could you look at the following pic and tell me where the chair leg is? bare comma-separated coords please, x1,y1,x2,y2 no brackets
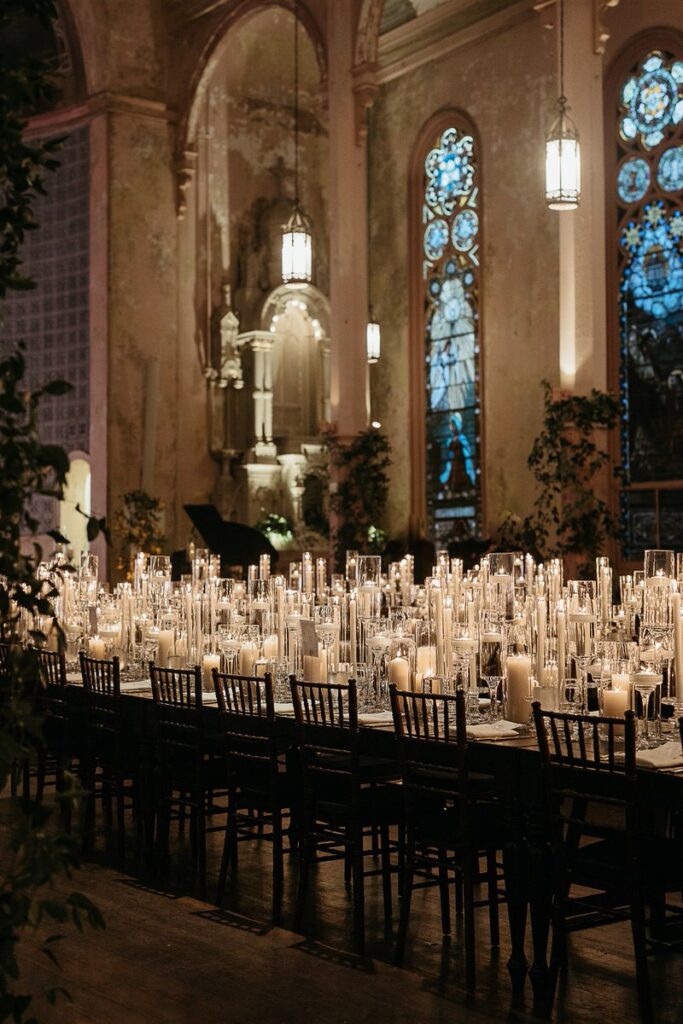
196,793,207,900
631,888,654,1024
351,824,365,955
295,817,315,932
463,846,477,993
486,848,500,947
273,809,284,924
116,774,126,869
438,844,451,935
395,828,415,964
380,823,392,922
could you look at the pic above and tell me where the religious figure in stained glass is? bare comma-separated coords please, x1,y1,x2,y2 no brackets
615,48,683,557
422,123,481,543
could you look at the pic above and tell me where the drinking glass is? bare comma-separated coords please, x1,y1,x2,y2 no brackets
567,580,596,698
633,671,662,749
480,623,505,719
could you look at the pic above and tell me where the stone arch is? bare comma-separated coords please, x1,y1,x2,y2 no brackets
179,0,327,161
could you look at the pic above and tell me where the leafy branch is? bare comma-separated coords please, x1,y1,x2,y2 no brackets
325,427,392,571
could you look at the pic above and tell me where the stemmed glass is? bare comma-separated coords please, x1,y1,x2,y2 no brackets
633,671,662,750
480,620,505,719
567,580,597,705
640,625,674,733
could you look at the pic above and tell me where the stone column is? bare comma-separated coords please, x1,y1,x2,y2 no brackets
327,2,370,439
557,0,607,393
320,336,332,424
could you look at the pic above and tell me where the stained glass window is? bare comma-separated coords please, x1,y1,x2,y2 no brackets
422,124,481,543
615,49,683,558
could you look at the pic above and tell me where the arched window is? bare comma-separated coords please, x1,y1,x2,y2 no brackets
607,41,683,559
412,115,482,544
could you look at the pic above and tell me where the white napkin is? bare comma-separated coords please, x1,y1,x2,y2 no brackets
273,702,295,714
635,741,683,769
467,720,522,740
119,679,150,692
358,711,394,726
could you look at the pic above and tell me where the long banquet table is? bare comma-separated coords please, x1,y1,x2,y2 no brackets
61,680,683,1017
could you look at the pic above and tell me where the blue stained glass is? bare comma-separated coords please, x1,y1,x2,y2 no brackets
424,128,475,215
617,158,650,203
616,48,683,558
424,218,449,261
619,51,682,148
621,116,637,140
422,122,481,544
452,209,478,251
657,146,683,191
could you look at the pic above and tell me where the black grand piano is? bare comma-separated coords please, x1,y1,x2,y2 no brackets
171,504,278,579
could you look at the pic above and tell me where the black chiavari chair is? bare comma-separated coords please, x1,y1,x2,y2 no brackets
290,677,402,954
532,702,683,1024
213,670,296,922
389,685,503,991
150,663,226,899
79,652,140,866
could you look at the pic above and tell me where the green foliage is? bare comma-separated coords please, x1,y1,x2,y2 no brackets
0,0,61,299
255,512,294,542
0,351,106,1022
326,427,392,571
499,381,622,572
112,490,166,562
0,4,106,1017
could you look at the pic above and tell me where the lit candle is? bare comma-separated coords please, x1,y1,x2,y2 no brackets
507,655,531,724
602,687,629,735
388,656,410,689
536,597,546,684
416,645,436,675
157,629,174,669
240,641,257,676
673,592,683,700
202,653,220,691
89,635,105,660
557,605,566,681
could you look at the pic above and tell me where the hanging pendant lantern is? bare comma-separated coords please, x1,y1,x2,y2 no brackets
545,0,581,211
546,97,581,210
366,312,380,363
282,203,313,286
281,0,313,285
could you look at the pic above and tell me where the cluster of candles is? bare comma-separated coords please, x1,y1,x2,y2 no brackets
28,546,683,743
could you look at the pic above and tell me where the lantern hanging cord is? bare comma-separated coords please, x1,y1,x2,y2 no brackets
559,0,565,107
294,0,299,206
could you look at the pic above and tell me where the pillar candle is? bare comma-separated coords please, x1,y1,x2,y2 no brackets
157,629,174,669
388,656,410,689
507,655,531,724
202,653,220,691
89,635,105,660
602,687,629,735
276,581,285,659
240,641,257,676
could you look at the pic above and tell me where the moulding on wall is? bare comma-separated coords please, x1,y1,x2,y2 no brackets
25,91,176,139
533,0,622,54
376,0,535,84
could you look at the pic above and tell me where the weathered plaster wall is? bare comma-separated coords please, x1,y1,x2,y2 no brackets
369,10,558,541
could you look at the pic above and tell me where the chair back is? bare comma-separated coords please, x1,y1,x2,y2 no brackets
149,664,203,769
214,671,279,787
532,702,637,844
79,652,122,760
390,685,468,802
290,678,359,784
34,648,69,741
